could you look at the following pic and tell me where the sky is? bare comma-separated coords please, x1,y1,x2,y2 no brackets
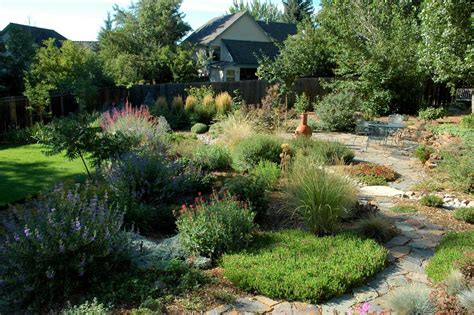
0,0,320,41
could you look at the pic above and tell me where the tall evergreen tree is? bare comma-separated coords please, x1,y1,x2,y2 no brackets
282,0,314,23
228,0,282,22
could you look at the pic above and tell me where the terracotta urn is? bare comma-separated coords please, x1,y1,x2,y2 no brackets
295,113,312,137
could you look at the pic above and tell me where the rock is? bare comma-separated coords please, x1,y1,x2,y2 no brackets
319,294,355,315
207,304,232,315
360,186,405,198
386,275,409,287
234,298,272,313
389,246,411,259
406,272,430,284
386,235,411,247
399,258,425,274
271,302,294,314
367,279,390,296
188,256,212,269
395,222,416,233
254,296,279,307
353,285,379,302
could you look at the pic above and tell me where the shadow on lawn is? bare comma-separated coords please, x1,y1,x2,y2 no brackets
0,160,88,207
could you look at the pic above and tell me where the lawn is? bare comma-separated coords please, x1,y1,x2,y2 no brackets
0,144,88,207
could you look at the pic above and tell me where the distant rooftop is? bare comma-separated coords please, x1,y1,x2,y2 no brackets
0,23,67,45
222,39,279,65
185,12,296,46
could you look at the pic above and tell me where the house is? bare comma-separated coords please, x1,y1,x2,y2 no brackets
0,23,67,47
185,12,297,82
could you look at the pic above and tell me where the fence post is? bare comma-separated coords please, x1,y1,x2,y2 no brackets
9,96,17,128
60,95,65,116
471,90,473,114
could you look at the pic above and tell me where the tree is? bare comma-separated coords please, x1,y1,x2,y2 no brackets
419,0,473,92
98,0,195,87
282,0,314,23
228,0,282,22
24,39,107,119
0,28,37,96
317,0,424,115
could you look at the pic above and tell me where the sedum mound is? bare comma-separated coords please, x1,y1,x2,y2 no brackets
221,230,387,303
426,230,474,282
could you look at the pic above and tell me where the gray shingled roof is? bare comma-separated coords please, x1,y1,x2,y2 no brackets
222,39,279,65
257,21,297,42
0,23,67,45
185,12,247,45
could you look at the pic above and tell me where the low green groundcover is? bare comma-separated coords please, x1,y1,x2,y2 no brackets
221,230,387,302
426,230,474,283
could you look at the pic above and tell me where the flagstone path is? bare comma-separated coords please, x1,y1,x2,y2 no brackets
206,133,445,315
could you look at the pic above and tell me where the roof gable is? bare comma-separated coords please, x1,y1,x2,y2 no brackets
222,39,279,65
0,23,67,45
257,21,297,42
185,12,247,45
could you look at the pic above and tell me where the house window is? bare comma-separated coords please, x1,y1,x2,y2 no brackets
226,69,236,82
211,47,221,61
240,68,258,80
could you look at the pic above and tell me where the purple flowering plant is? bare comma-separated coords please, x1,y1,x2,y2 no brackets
1,182,130,309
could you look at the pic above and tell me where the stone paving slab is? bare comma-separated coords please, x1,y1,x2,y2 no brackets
385,235,411,247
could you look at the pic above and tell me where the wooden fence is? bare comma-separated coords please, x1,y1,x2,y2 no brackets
0,88,128,134
129,77,331,106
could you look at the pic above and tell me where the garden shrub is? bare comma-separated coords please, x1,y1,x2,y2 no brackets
0,123,45,144
386,285,436,314
290,136,354,165
248,160,281,191
414,145,434,163
215,92,233,114
458,289,474,311
221,175,268,222
315,90,360,132
102,102,170,147
355,215,398,243
426,230,474,282
347,163,399,185
438,150,474,194
89,259,206,309
151,97,190,130
454,207,474,224
461,113,474,129
1,182,130,310
232,134,283,171
185,86,216,124
177,194,255,259
418,106,447,120
221,230,387,303
61,299,109,315
191,145,232,172
191,123,208,134
420,195,444,208
102,151,207,231
294,93,312,113
283,162,357,235
212,112,256,148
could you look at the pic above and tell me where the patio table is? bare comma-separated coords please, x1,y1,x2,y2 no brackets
366,121,406,148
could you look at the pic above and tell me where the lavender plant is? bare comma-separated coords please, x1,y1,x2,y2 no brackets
1,182,130,310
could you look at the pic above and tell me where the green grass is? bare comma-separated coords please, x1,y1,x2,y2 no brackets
221,230,387,303
0,144,88,206
390,205,418,214
426,230,474,283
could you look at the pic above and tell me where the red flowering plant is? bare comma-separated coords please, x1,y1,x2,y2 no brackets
347,163,399,185
176,192,256,260
101,101,170,150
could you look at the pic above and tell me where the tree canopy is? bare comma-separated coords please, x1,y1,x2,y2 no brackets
282,0,314,23
419,0,473,91
98,0,199,87
0,28,37,96
24,39,108,118
228,0,283,22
